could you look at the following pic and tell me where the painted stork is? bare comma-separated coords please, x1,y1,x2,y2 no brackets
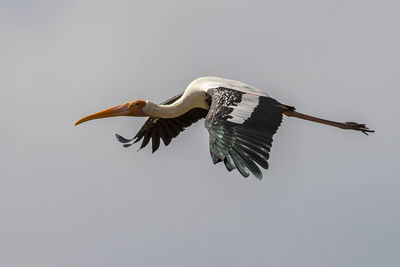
75,77,373,179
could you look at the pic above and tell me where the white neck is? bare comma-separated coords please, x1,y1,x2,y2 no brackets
142,83,210,118
143,101,187,118
143,97,208,118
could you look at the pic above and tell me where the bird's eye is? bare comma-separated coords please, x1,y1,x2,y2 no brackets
135,102,140,106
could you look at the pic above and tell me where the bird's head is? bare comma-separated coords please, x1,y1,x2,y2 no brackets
74,100,147,126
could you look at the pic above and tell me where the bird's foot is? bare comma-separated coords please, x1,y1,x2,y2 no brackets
344,122,375,135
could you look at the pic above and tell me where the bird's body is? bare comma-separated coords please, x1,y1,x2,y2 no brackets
142,77,269,118
75,77,373,179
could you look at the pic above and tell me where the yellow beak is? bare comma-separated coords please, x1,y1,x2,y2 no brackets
74,103,132,126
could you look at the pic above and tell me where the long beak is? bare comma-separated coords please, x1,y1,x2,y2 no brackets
75,103,131,126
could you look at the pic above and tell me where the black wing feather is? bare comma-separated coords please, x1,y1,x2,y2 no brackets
151,126,161,153
205,87,284,179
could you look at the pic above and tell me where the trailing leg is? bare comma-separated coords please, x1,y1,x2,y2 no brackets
282,106,374,135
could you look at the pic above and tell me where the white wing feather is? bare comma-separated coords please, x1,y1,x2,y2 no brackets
187,77,270,97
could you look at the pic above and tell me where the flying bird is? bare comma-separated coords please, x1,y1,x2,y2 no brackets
75,77,373,179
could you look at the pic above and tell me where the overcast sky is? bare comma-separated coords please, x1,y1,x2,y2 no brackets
1,0,399,266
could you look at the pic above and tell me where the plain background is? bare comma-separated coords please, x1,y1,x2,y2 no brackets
1,0,399,266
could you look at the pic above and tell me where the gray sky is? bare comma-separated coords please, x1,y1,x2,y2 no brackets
1,0,399,266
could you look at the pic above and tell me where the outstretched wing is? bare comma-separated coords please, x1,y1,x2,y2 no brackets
116,94,208,153
205,87,285,179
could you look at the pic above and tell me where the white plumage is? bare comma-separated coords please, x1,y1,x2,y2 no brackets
227,93,260,124
188,76,269,97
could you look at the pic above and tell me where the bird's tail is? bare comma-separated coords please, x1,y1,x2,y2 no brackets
278,104,296,111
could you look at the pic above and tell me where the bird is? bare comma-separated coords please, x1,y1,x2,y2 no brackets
75,76,374,179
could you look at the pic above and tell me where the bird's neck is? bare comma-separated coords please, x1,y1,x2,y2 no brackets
143,89,210,118
143,99,195,118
